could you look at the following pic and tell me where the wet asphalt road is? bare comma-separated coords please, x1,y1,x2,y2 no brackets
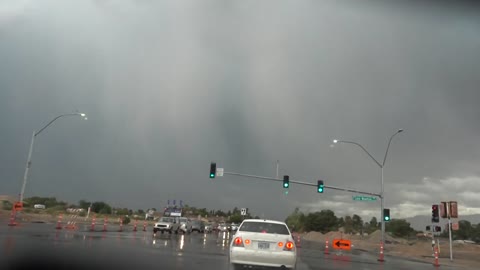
0,220,461,270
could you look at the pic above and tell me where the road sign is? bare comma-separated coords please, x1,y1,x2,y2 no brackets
352,196,377,201
13,202,23,211
332,239,351,250
241,208,247,216
449,201,458,218
452,222,459,231
217,168,224,177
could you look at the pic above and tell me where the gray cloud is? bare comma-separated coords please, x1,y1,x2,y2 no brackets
1,0,479,222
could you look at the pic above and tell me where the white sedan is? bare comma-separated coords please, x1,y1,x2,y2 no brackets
229,219,297,270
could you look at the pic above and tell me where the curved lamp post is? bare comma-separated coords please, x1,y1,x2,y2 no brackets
19,113,87,202
333,129,403,249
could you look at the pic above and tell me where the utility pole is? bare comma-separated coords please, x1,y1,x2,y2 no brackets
276,160,279,179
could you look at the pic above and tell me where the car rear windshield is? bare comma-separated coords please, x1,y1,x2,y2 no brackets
239,222,290,235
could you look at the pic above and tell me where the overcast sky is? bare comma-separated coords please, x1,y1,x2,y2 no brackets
1,0,479,222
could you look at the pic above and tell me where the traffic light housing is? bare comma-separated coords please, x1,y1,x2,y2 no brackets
435,226,442,232
283,175,289,188
317,180,324,193
440,202,447,218
383,208,391,222
209,163,216,178
449,201,458,218
432,204,439,223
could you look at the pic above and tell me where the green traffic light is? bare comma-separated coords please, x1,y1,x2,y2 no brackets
383,208,391,222
209,162,216,179
283,175,289,188
317,180,324,193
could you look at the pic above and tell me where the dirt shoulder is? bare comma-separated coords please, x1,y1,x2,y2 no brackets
301,230,480,269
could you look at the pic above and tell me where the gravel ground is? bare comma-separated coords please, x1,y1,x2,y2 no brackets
301,230,480,269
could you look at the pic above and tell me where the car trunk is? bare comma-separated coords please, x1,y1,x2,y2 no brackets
238,232,293,252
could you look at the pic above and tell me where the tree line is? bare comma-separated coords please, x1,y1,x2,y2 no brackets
7,197,479,240
12,197,257,223
440,220,480,242
285,208,416,238
285,208,480,241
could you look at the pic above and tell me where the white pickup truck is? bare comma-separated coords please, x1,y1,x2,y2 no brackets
153,217,180,234
153,216,192,234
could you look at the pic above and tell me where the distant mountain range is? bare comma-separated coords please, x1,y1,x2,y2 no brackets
405,214,480,231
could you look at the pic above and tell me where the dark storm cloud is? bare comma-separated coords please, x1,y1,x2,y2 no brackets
1,0,479,221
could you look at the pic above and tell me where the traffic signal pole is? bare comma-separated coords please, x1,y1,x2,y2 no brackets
217,167,387,260
222,171,381,197
447,202,453,262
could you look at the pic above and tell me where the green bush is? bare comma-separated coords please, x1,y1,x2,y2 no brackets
123,216,131,225
2,201,12,210
24,196,67,209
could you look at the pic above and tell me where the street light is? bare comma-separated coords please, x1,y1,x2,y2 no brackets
333,129,403,251
19,113,87,202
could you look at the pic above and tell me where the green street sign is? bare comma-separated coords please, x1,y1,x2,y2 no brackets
352,196,377,201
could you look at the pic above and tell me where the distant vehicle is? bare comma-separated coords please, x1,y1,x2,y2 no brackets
178,217,192,234
217,223,228,232
204,223,213,233
153,216,180,234
229,219,297,270
228,223,239,232
191,220,205,233
145,209,156,220
34,204,46,209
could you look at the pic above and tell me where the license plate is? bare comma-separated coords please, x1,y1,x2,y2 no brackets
258,242,270,249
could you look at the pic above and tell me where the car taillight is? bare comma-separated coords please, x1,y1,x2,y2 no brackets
278,242,284,247
244,239,251,245
283,241,294,251
233,237,244,247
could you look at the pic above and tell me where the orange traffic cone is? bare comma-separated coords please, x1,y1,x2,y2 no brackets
119,218,123,232
90,215,96,231
55,214,63,229
133,219,138,232
433,246,440,267
143,220,147,231
102,217,108,232
295,233,302,248
378,241,385,262
7,210,17,226
324,240,329,254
